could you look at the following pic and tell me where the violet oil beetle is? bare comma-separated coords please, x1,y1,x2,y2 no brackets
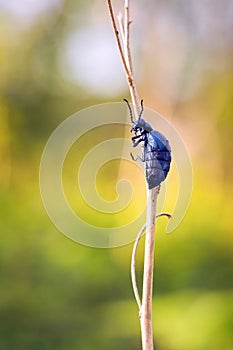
124,99,171,189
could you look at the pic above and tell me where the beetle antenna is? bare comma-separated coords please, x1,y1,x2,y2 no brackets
138,99,144,119
124,98,134,123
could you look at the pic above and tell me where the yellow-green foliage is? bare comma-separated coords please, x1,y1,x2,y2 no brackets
0,1,232,349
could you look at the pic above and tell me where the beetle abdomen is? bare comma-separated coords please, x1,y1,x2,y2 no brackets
145,132,171,189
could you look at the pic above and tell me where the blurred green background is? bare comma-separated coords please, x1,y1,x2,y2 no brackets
0,0,233,349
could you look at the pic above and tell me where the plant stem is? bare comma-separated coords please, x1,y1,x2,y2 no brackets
106,2,164,349
106,0,140,117
140,187,158,350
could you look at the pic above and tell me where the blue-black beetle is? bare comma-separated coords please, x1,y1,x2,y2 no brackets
124,99,171,189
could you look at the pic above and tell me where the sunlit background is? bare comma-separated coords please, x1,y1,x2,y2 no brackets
0,0,233,349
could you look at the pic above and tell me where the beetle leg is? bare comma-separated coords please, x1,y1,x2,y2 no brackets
130,152,137,161
132,139,141,147
130,152,145,162
132,133,146,147
138,155,145,162
132,132,141,140
142,146,146,161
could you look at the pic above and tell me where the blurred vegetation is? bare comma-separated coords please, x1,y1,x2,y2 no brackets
0,1,232,349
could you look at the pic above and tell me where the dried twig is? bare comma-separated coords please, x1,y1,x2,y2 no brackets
140,186,158,349
106,1,170,349
106,0,140,117
124,0,134,74
106,0,130,77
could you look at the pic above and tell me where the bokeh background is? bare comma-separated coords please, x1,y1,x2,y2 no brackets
0,0,233,349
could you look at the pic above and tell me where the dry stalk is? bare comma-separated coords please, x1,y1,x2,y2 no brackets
106,1,171,349
106,0,140,116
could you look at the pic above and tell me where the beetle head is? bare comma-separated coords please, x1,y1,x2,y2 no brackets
132,118,153,133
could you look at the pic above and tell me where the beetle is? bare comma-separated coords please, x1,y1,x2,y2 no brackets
124,99,171,189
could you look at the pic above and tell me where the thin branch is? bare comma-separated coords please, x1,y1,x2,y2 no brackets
107,2,155,349
117,12,125,43
123,0,140,116
124,0,133,74
140,187,158,350
119,1,140,116
106,0,140,117
106,0,130,78
131,214,172,312
106,2,172,350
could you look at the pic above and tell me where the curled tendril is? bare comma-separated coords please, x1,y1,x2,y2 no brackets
131,213,172,311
